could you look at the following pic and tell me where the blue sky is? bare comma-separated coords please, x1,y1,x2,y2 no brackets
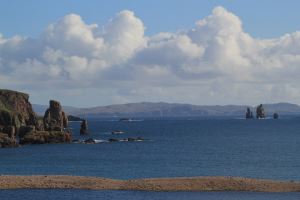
1,1,300,107
1,0,299,38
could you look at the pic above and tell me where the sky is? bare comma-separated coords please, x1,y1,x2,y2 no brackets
1,0,300,107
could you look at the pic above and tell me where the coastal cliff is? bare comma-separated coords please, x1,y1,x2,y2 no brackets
0,89,71,147
0,89,37,131
0,89,37,147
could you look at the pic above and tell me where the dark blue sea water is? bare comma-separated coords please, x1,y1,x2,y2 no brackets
1,189,300,200
1,117,300,199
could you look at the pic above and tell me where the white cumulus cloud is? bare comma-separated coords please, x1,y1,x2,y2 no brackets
1,7,300,106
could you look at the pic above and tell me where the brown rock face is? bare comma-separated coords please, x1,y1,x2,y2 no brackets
43,100,68,131
19,131,72,145
22,99,72,145
0,133,18,148
0,89,39,147
0,89,37,132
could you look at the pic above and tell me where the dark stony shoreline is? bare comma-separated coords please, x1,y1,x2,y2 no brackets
0,176,300,192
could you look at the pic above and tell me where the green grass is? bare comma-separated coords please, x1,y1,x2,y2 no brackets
0,101,11,113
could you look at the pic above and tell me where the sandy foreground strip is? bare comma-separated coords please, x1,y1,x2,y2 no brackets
0,176,300,192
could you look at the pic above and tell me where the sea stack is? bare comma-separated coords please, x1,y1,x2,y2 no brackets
256,104,266,119
80,120,88,135
43,100,68,131
245,107,254,119
273,112,279,119
20,99,72,145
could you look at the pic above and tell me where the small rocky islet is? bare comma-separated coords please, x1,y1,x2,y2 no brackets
245,104,279,119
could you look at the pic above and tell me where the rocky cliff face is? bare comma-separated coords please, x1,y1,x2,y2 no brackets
0,89,38,147
0,89,37,132
0,89,72,147
43,100,68,131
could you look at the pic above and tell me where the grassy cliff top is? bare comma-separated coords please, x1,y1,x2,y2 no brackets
0,89,30,114
0,89,29,98
0,89,37,128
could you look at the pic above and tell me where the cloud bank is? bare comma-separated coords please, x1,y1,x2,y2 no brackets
1,7,300,106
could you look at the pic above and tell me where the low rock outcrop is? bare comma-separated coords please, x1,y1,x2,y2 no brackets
109,137,145,142
256,104,266,119
19,131,72,145
83,138,95,144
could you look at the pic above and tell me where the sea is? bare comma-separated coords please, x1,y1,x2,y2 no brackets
0,116,300,199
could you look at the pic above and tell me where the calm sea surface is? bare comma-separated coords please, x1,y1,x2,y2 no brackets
1,189,300,200
1,117,300,199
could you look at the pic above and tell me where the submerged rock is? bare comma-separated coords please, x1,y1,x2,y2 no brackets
256,104,266,119
127,137,145,142
72,139,81,143
119,118,132,122
111,130,125,134
83,138,95,144
72,138,104,144
109,137,145,142
109,138,119,142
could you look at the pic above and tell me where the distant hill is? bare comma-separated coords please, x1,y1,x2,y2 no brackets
263,103,300,113
32,102,300,118
32,104,81,116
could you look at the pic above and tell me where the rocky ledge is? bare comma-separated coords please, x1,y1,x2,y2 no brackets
20,131,72,145
0,133,18,148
